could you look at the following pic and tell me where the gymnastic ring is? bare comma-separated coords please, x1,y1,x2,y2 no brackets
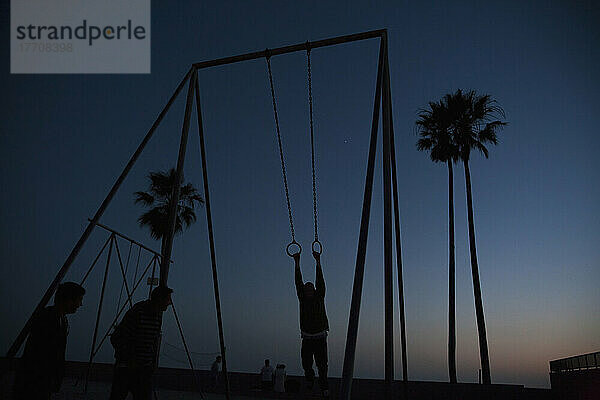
312,240,323,255
286,241,302,258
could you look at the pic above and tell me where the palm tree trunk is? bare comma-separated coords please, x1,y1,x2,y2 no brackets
463,159,491,384
448,160,457,383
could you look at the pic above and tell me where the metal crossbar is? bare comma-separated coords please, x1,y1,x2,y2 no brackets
192,29,385,70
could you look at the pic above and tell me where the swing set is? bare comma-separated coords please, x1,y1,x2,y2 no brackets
7,29,407,400
75,220,205,397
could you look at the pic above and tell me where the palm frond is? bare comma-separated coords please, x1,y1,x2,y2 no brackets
416,137,434,151
134,191,155,206
473,141,489,158
148,168,178,198
138,208,169,240
180,184,204,208
135,167,202,242
179,205,197,227
416,97,460,164
438,89,507,162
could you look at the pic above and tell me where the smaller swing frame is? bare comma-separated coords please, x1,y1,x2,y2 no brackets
78,220,206,397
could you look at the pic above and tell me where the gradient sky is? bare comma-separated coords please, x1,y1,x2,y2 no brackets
1,0,599,389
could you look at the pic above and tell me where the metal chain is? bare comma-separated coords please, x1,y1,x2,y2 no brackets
266,52,295,242
307,45,319,243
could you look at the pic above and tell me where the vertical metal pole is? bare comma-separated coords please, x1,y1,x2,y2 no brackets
159,70,198,287
132,245,142,288
149,255,157,298
339,36,385,400
6,69,192,359
85,234,114,393
194,75,231,400
381,32,394,391
386,56,408,382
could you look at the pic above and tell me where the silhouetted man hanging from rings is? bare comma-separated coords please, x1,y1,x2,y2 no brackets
293,247,329,398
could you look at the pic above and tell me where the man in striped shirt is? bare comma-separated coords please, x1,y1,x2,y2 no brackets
109,286,172,400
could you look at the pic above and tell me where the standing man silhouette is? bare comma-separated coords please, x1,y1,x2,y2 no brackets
13,282,85,400
109,286,172,400
210,355,222,389
259,359,274,391
294,250,329,398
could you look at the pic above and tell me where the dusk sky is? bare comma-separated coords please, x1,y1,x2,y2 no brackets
1,0,598,389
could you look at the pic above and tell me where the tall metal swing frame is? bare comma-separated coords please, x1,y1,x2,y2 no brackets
7,29,407,400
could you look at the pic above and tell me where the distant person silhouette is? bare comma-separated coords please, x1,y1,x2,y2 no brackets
294,250,329,398
109,285,172,400
260,359,274,391
210,355,222,389
273,363,287,393
12,282,85,400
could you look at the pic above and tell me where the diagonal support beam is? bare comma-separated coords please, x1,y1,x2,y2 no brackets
84,234,114,393
387,63,408,383
194,73,231,400
171,300,205,398
113,237,134,309
159,69,198,287
80,233,113,285
339,36,385,400
381,31,395,393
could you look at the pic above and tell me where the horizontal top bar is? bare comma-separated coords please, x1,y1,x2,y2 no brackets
88,218,173,263
192,29,386,70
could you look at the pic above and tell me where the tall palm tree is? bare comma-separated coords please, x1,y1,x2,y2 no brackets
416,99,460,383
134,168,204,255
450,89,507,384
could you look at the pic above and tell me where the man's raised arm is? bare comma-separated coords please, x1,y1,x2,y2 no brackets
315,252,325,297
294,254,303,299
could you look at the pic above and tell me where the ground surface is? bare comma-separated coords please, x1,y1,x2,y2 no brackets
1,375,273,400
0,364,552,399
